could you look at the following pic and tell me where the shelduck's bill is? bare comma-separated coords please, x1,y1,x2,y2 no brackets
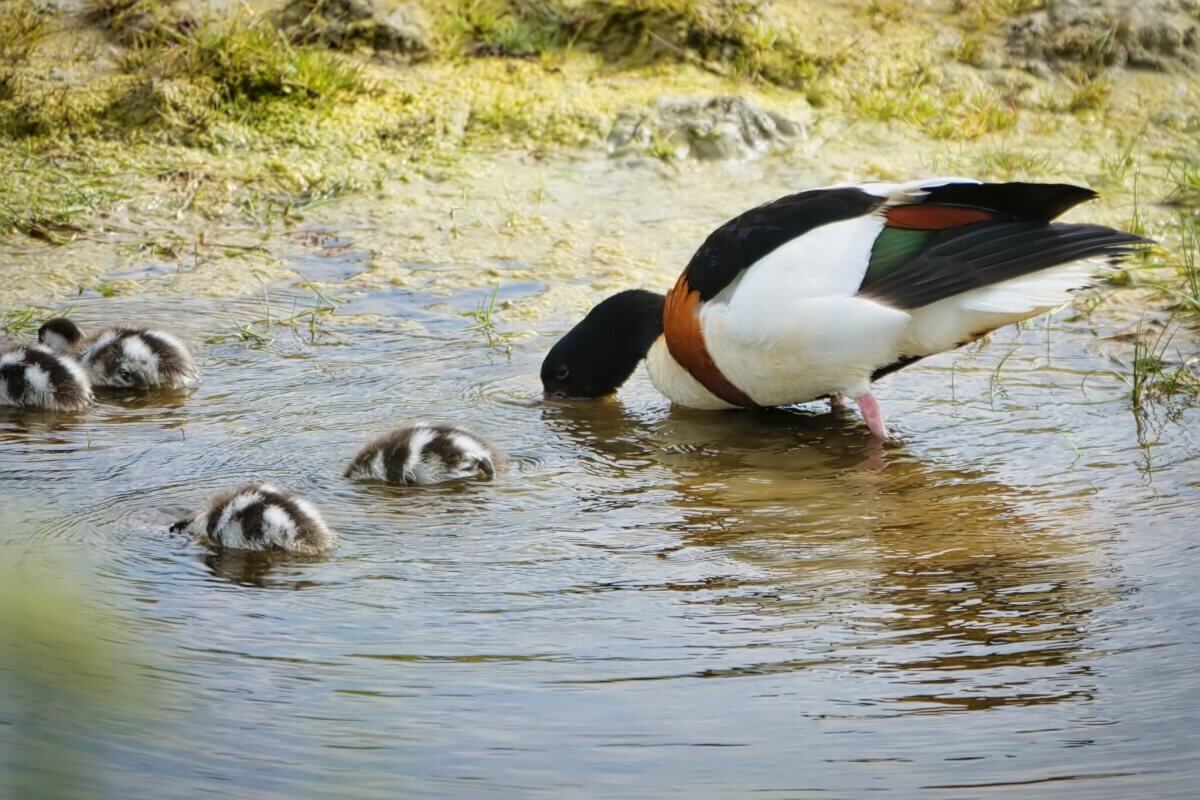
540,178,1149,440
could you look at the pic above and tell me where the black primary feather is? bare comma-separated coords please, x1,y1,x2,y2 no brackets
859,221,1147,310
917,181,1097,221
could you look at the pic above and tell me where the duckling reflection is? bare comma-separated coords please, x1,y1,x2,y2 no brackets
541,397,1111,708
0,409,89,447
200,549,328,589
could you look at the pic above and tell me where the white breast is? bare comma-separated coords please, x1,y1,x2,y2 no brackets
702,292,911,406
696,210,913,406
645,337,735,410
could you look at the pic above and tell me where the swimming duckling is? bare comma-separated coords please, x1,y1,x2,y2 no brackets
345,423,497,486
38,317,199,391
0,344,93,411
171,482,336,554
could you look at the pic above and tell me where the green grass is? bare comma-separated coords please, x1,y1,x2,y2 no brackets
1168,160,1200,209
867,0,907,26
852,68,1016,139
948,33,986,66
467,284,513,356
1,306,42,336
3,6,368,139
279,0,429,55
440,0,831,89
440,0,566,57
1145,215,1200,318
0,151,126,237
1129,317,1200,410
973,144,1061,179
1066,72,1112,113
173,15,368,107
1096,125,1147,188
1178,217,1200,313
207,281,341,348
952,0,1046,31
84,0,194,47
0,0,47,64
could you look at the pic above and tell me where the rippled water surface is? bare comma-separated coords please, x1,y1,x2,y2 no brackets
2,272,1199,798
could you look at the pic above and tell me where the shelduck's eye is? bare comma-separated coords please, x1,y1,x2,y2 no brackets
117,368,134,383
554,365,569,381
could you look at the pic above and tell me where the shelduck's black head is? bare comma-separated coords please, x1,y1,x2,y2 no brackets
37,318,83,353
541,289,664,399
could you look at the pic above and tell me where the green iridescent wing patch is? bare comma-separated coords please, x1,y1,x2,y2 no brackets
862,227,933,288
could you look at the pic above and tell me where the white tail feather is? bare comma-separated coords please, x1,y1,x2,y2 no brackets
901,257,1107,356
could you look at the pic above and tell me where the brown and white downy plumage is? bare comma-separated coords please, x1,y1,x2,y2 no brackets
345,423,497,486
542,179,1149,441
39,317,200,391
0,344,93,411
171,483,337,554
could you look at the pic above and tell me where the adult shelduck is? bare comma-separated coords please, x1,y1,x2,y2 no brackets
38,318,200,391
541,179,1146,439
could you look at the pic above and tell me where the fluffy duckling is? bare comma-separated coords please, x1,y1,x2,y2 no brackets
0,344,93,411
345,423,497,486
38,317,199,391
171,482,336,554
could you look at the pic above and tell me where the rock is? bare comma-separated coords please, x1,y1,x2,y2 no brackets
279,0,428,57
1007,0,1199,73
607,96,804,162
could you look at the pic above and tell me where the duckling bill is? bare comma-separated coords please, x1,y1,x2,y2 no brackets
172,483,336,554
39,317,199,391
346,423,497,486
541,179,1149,440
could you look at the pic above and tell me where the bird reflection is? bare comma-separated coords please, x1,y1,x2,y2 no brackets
540,395,1113,710
201,549,327,589
0,407,90,446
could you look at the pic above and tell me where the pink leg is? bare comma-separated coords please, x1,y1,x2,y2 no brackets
854,392,889,441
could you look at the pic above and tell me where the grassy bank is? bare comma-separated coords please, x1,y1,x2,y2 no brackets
2,0,1192,232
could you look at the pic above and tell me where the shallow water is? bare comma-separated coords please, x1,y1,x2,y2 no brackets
1,264,1198,799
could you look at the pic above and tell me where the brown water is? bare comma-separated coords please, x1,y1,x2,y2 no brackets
2,159,1200,798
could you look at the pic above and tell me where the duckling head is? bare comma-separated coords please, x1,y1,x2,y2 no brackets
541,289,664,399
38,318,84,354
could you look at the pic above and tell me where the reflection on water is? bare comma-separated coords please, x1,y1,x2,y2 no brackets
1,290,1198,798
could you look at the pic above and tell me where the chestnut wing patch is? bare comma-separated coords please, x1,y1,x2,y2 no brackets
859,180,1134,310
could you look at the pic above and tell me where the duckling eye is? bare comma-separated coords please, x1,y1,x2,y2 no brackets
117,368,134,382
555,365,569,381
